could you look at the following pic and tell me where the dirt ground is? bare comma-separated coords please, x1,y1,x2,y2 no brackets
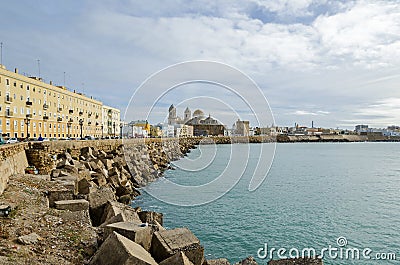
0,174,97,265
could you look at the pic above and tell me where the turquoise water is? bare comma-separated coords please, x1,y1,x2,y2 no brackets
133,143,400,264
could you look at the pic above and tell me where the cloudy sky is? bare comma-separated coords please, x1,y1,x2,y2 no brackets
2,0,400,128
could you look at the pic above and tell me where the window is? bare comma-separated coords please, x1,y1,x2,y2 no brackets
13,82,16,87
20,95,23,101
33,110,36,116
14,120,17,129
39,123,42,128
13,94,16,99
44,90,46,95
6,79,9,86
26,109,30,115
27,85,29,90
6,119,10,129
21,108,24,114
13,107,17,114
39,110,42,116
33,122,36,128
20,121,24,129
49,124,52,128
20,84,23,89
33,87,35,92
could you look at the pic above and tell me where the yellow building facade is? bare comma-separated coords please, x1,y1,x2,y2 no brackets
0,65,120,139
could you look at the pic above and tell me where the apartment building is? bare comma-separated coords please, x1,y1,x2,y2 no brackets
102,105,121,137
0,64,120,139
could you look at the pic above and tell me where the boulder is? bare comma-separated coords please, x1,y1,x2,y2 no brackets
234,257,258,265
78,178,96,195
138,211,163,225
160,251,194,265
267,258,323,265
88,187,116,226
54,199,89,212
206,259,230,265
89,232,158,265
151,227,204,265
48,188,74,207
100,201,142,225
104,222,152,251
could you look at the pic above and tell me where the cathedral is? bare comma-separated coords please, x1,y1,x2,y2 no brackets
168,105,226,136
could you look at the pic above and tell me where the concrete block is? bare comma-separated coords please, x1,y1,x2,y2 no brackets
88,187,116,226
48,188,74,207
206,259,230,265
233,256,258,265
138,211,163,225
105,222,152,251
54,199,89,212
89,231,158,265
100,201,142,225
160,251,194,265
151,227,204,265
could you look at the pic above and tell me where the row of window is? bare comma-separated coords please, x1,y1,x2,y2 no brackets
1,77,102,109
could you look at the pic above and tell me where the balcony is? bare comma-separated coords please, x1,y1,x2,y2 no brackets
26,114,33,119
4,97,13,104
43,104,49,110
57,117,62,122
69,109,73,114
5,110,13,117
26,101,33,106
43,116,49,120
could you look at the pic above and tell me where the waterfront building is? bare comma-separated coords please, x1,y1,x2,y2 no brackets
174,124,194,137
233,119,250,136
102,105,121,138
0,65,120,139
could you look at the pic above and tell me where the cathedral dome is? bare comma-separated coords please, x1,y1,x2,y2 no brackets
193,109,204,118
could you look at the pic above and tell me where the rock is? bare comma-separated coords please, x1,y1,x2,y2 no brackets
89,231,158,265
87,187,116,226
118,194,133,205
234,257,258,265
54,199,89,211
100,201,142,225
160,251,194,265
78,178,96,194
151,227,204,265
91,172,107,187
138,211,163,226
48,188,74,207
267,258,323,265
104,222,153,251
18,233,42,245
206,259,230,265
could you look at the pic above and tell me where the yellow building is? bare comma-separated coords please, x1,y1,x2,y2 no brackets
0,64,120,139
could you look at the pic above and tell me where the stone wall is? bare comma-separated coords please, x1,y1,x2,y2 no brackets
0,143,29,194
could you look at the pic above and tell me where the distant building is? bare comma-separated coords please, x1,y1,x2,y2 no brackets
166,105,225,136
128,120,150,138
102,105,121,137
174,124,194,137
233,119,250,136
355,125,368,133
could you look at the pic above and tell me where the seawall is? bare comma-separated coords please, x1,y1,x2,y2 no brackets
0,143,29,194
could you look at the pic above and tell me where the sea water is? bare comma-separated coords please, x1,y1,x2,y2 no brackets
133,142,400,264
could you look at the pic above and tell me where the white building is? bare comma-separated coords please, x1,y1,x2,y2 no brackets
101,105,121,137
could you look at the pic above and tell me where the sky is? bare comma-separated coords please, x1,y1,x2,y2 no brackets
1,0,400,128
